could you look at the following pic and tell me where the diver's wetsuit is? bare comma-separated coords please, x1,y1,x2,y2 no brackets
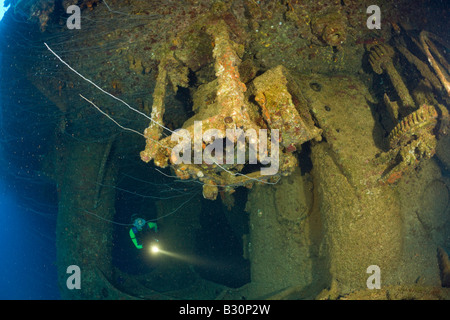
129,221,158,249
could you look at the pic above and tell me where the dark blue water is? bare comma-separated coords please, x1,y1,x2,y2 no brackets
0,3,60,299
0,180,59,299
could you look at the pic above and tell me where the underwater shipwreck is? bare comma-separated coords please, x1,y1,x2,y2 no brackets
1,0,450,299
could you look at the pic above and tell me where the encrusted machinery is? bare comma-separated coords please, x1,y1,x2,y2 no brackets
368,29,450,185
136,9,450,195
368,43,416,118
140,19,322,200
376,103,448,184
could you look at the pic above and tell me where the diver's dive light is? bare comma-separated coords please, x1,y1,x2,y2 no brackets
150,244,160,254
149,239,160,255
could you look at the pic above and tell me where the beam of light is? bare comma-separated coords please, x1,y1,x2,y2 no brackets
148,244,214,267
152,248,201,266
147,242,191,261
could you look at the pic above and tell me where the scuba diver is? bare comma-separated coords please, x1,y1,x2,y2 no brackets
129,216,159,250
